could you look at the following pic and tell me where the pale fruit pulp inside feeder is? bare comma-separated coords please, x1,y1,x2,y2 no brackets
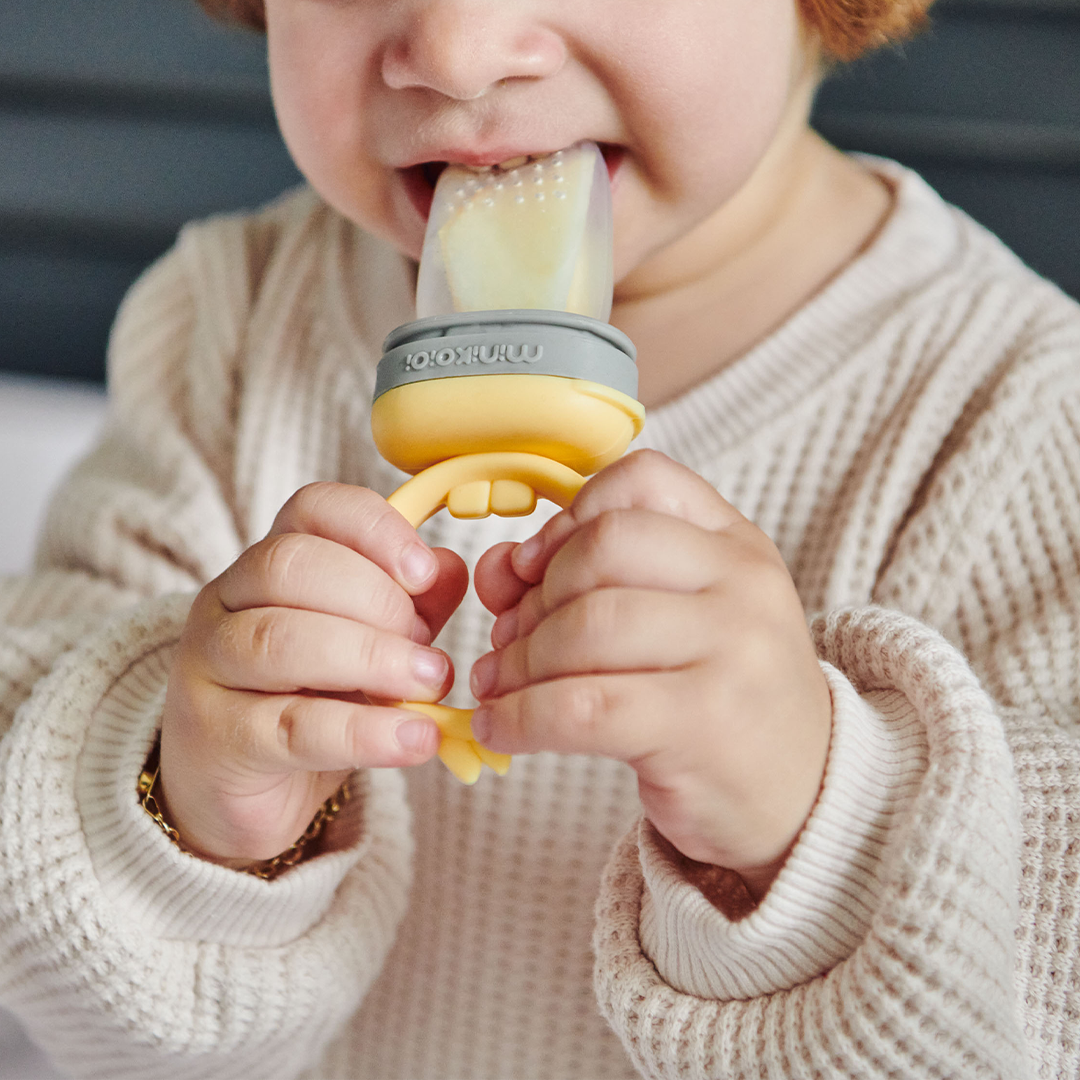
415,142,613,321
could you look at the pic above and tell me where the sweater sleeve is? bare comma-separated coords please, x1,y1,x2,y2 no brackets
636,663,928,1000
0,203,415,1078
593,606,1031,1080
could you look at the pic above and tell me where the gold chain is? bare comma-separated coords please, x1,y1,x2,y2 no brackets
137,738,351,881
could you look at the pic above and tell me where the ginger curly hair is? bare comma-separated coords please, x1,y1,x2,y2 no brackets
196,0,932,61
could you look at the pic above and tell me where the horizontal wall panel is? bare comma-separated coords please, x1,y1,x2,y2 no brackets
0,248,145,382
816,9,1080,127
0,0,270,100
814,113,1080,170
813,0,1080,308
911,163,1078,298
0,107,301,248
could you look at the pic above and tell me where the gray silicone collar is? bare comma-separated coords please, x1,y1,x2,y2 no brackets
376,310,638,401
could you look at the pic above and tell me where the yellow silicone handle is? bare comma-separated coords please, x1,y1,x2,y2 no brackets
388,452,586,784
387,451,586,527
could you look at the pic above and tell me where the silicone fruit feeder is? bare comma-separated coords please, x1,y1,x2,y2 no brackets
372,142,645,783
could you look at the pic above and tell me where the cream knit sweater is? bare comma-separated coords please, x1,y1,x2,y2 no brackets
1,161,1079,1080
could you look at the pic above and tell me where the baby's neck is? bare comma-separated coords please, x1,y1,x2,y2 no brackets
612,131,893,409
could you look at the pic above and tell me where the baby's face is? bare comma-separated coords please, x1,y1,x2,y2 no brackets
265,0,814,292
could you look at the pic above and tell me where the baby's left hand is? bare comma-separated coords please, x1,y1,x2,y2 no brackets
470,450,831,900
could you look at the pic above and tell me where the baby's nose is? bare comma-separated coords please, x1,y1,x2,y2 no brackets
381,0,567,100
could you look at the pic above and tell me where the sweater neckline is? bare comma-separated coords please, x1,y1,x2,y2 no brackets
639,161,962,468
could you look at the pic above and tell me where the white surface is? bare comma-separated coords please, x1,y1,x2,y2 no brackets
1,372,104,1078
0,1008,67,1080
0,372,108,575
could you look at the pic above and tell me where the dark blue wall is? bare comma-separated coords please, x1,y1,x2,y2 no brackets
815,0,1080,305
2,0,1078,382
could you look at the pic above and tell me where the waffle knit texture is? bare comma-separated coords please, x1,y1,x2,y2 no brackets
1,160,1078,1079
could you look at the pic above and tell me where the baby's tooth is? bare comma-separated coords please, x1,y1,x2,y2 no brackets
497,155,530,170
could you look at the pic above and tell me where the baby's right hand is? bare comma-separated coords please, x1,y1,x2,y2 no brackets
158,482,466,867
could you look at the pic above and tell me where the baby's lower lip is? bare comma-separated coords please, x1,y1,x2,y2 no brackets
401,144,624,223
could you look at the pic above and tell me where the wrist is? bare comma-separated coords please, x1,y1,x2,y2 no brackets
138,736,351,879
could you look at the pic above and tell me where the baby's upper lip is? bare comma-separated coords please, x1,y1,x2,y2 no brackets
396,141,623,223
396,145,568,170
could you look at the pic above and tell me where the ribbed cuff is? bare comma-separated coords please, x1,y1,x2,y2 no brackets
639,661,929,1000
70,596,378,948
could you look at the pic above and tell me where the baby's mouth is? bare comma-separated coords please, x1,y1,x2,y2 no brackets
402,145,623,222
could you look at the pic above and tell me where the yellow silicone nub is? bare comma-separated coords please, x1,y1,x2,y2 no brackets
402,701,510,784
474,743,513,776
387,452,585,528
490,479,536,516
438,737,484,785
446,480,493,518
371,374,644,477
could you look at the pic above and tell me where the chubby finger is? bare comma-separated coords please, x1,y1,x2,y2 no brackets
475,588,709,699
474,542,531,619
217,532,428,641
470,668,692,761
269,482,440,593
512,449,744,582
199,685,442,772
256,694,441,772
498,512,774,646
201,603,452,701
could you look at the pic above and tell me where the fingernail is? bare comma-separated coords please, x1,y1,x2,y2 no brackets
470,654,496,699
515,535,543,572
396,717,437,754
401,542,437,589
491,606,518,649
411,648,449,688
470,706,493,745
411,614,432,645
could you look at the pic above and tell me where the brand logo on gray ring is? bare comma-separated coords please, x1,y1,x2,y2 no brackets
402,343,545,371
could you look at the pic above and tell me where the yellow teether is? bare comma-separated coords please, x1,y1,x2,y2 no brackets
404,701,512,785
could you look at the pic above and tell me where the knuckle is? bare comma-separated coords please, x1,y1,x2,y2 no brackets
577,587,622,640
521,631,548,685
617,448,673,499
588,508,628,555
353,626,396,683
278,481,338,530
356,498,407,551
622,446,669,480
247,609,289,667
218,694,260,756
202,611,241,675
557,678,610,743
518,585,546,634
364,578,413,633
275,697,307,757
258,532,309,594
748,552,798,617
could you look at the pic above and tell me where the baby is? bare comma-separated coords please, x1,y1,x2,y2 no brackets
1,0,1078,1077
